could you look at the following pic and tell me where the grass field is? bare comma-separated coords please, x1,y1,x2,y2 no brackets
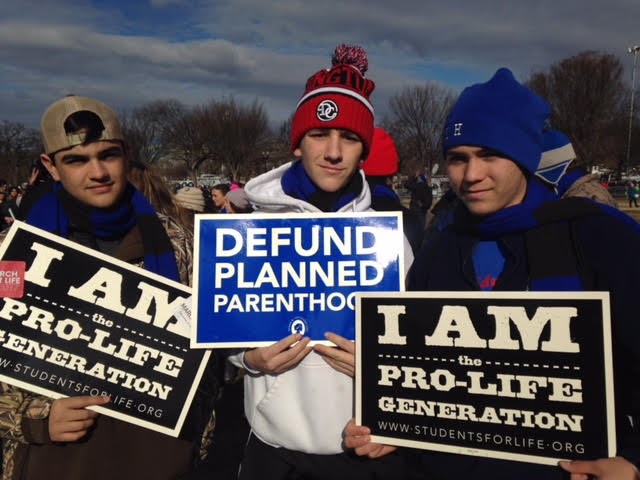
615,202,640,222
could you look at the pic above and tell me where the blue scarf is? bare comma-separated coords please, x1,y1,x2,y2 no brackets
25,182,179,282
455,176,640,291
455,177,558,239
281,160,363,212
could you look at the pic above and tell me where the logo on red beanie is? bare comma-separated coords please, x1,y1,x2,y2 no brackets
317,100,339,121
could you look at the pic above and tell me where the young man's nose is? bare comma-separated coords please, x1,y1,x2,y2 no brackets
463,156,486,183
87,159,110,180
324,133,343,162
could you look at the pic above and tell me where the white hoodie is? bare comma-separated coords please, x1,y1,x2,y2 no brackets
230,161,413,454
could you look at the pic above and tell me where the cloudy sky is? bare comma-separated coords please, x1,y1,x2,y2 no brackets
2,0,639,129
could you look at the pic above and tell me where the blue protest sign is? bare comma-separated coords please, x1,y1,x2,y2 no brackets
192,212,404,348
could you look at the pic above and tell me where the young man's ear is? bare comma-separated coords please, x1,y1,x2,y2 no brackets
40,154,60,182
293,147,302,158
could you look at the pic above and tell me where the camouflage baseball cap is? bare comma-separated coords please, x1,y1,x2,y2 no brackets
40,95,124,155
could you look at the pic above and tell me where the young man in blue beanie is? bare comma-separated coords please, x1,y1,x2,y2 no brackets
0,95,217,480
345,68,640,479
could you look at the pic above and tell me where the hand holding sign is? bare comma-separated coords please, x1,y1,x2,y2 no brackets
313,332,355,377
244,333,312,374
49,395,110,442
558,457,638,480
343,418,397,458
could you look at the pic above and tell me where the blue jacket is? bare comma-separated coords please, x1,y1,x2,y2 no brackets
406,202,640,479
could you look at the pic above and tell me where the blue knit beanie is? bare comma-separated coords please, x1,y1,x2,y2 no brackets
442,68,551,175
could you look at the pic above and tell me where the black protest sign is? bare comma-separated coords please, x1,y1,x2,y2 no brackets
355,292,615,465
0,222,210,437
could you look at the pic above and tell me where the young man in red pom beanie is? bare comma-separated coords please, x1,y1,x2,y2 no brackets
229,46,411,480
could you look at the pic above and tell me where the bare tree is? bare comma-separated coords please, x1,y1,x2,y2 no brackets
262,119,296,178
0,121,41,185
278,115,293,148
119,102,168,164
383,83,455,178
153,100,213,183
203,97,272,181
526,51,628,171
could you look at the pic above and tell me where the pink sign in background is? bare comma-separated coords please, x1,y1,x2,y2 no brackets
0,260,25,298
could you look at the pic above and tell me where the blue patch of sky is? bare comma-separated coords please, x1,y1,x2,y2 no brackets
88,0,210,42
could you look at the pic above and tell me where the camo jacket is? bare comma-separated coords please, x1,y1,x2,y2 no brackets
0,214,217,480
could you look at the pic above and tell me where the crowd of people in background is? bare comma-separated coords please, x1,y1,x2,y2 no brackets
171,181,253,229
0,182,22,229
5,166,640,235
0,172,258,231
4,159,640,254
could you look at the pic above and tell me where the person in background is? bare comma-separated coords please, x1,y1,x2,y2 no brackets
0,191,6,230
0,186,19,225
175,186,206,228
7,186,19,202
3,186,19,219
405,169,433,233
627,181,639,208
211,183,230,213
537,130,617,208
17,162,54,220
223,188,252,214
127,160,192,230
361,127,424,254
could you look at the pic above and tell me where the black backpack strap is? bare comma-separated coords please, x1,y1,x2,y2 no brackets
527,196,603,289
532,196,603,224
525,222,579,284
